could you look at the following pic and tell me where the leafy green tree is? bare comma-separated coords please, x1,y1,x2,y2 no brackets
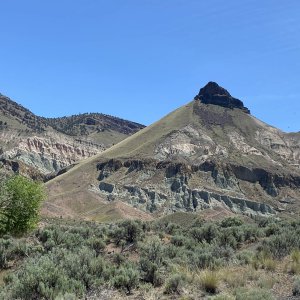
0,175,45,235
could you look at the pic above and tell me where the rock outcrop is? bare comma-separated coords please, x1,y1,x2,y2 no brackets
194,82,250,114
0,93,145,179
96,159,276,216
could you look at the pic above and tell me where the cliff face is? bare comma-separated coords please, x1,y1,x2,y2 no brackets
0,93,144,180
45,82,300,220
1,134,102,175
96,159,277,216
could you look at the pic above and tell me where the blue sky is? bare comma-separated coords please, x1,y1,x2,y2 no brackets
0,0,299,131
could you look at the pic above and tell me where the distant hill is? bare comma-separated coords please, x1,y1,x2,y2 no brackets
45,82,300,221
0,93,145,180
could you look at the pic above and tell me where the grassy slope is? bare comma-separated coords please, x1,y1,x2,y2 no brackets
44,101,195,219
45,99,300,220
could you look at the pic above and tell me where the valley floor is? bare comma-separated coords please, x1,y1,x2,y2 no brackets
0,213,300,300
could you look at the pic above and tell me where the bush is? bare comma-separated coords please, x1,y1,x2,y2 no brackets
139,238,164,286
189,245,224,269
220,217,243,228
111,265,139,294
261,229,300,259
171,235,186,247
199,224,219,243
237,250,254,265
88,237,105,256
3,255,85,300
0,175,45,235
109,220,143,246
164,274,183,294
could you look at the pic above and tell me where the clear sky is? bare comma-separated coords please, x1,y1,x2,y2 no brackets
0,0,299,132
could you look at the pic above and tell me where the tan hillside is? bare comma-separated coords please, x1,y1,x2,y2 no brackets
45,82,300,220
0,93,144,180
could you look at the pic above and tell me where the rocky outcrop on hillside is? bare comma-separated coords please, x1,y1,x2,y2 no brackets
95,159,290,216
1,135,103,176
0,93,145,179
194,82,250,114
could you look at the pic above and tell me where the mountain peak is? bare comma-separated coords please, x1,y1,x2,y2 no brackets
199,81,231,97
194,82,250,114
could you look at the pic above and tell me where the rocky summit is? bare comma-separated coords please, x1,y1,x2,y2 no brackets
45,82,300,221
194,81,250,114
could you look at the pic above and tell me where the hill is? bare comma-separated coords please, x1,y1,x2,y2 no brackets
0,93,144,180
45,82,300,221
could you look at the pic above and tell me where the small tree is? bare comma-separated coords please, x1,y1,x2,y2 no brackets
0,175,45,235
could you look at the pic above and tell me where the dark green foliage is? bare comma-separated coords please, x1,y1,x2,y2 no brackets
112,253,126,266
109,219,143,246
88,237,105,256
170,235,186,247
192,223,219,243
220,217,243,228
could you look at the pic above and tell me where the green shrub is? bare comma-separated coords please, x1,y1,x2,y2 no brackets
112,253,125,267
164,273,183,294
111,265,139,294
88,237,105,256
139,238,164,286
165,244,178,259
261,229,300,259
171,235,186,247
109,220,143,246
220,217,243,228
0,175,45,235
3,255,85,300
237,250,254,265
199,224,219,243
189,246,223,269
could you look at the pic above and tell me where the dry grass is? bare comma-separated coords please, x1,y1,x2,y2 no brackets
220,269,247,289
199,270,219,294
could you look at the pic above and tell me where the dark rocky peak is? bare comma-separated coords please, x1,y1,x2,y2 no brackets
194,82,250,114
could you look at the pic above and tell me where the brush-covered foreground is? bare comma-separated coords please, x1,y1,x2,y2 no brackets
0,215,300,299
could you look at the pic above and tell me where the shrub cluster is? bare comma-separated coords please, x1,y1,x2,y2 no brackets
0,216,299,298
